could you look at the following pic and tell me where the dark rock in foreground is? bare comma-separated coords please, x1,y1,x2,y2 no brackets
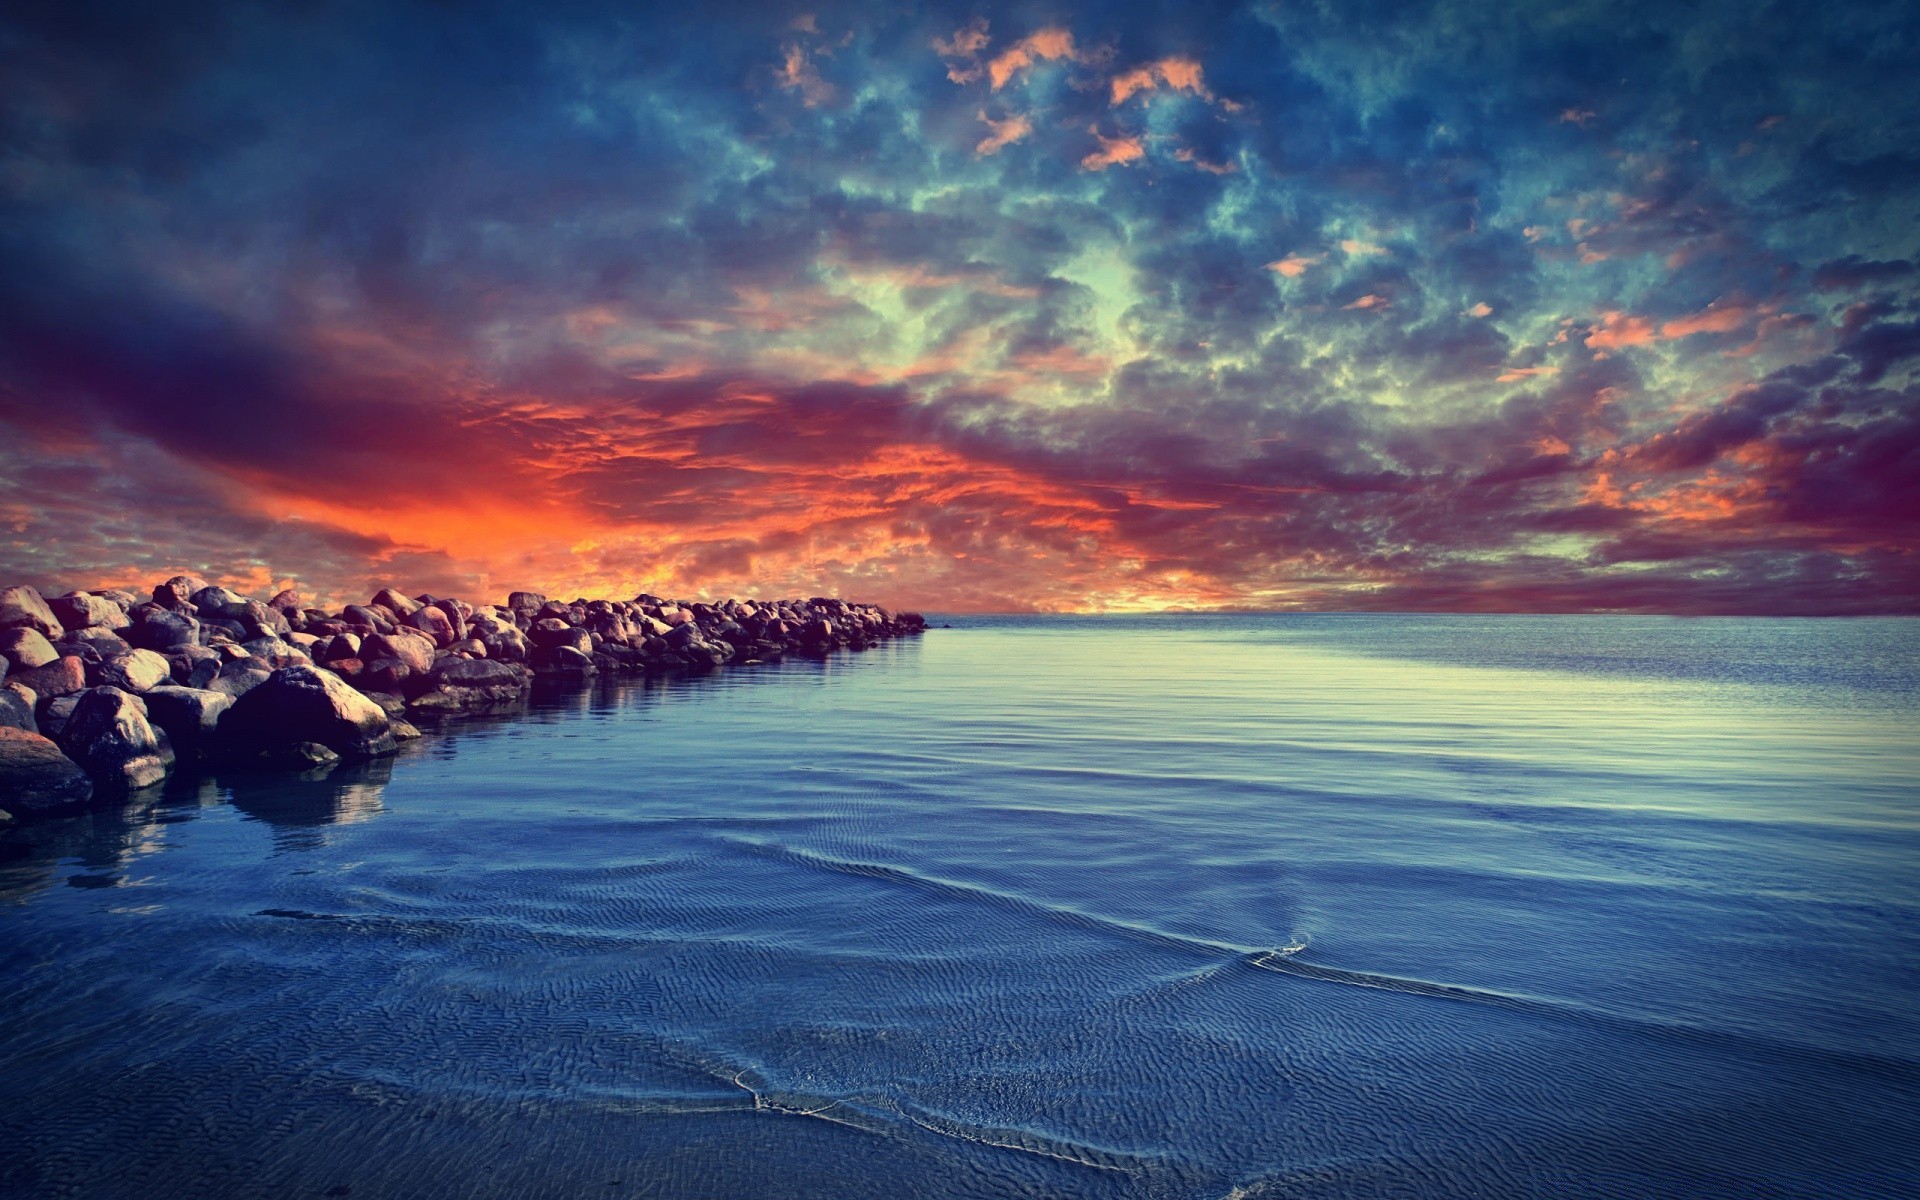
0,578,926,822
0,726,96,817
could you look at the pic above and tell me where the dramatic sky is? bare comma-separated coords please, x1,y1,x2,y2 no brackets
2,1,1916,612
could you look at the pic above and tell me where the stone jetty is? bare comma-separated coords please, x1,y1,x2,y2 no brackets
0,577,925,822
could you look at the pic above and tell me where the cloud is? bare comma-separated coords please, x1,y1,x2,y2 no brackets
987,27,1082,90
1081,126,1145,171
1265,254,1322,277
0,1,1915,615
975,110,1031,155
1110,56,1212,105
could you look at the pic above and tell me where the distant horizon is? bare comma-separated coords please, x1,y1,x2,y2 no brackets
3,2,1915,617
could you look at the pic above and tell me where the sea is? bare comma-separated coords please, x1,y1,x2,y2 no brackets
2,614,1917,1199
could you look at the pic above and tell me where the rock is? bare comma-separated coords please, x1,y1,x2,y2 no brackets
389,719,423,741
268,588,302,614
266,741,340,768
129,606,200,651
153,575,209,610
406,604,458,647
218,664,397,760
482,627,528,662
171,646,223,689
35,695,79,741
56,686,175,791
363,631,434,675
209,666,273,700
340,604,395,634
240,636,307,667
507,591,547,614
11,655,85,700
1,627,59,671
0,680,36,732
96,649,172,693
236,599,290,637
800,618,833,645
64,628,133,661
359,658,413,695
51,592,128,632
358,691,407,720
408,658,532,713
191,586,250,617
529,644,595,674
370,587,419,619
0,586,62,639
0,727,94,819
142,686,233,759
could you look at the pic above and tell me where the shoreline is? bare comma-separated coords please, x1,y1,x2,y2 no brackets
0,577,925,823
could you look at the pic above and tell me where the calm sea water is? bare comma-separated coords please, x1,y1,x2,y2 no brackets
2,615,1917,1199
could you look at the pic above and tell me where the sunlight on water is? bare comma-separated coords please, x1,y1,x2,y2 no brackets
2,616,1917,1199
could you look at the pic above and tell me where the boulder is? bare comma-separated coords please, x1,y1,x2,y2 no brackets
56,686,175,791
529,644,595,674
51,592,128,632
96,649,172,693
190,586,250,617
153,575,209,610
340,604,395,634
507,591,547,614
142,686,232,759
236,599,290,637
268,588,303,614
209,666,273,700
482,627,529,662
0,680,36,732
363,630,434,674
0,586,61,639
0,727,94,819
11,655,85,700
408,659,532,713
63,628,133,661
129,606,200,651
171,647,223,690
1,627,59,671
406,604,458,647
370,587,419,619
35,695,80,741
218,664,397,760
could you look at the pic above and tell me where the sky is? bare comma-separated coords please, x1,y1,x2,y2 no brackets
1,0,1916,613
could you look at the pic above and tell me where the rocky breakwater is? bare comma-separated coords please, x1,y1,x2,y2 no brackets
0,578,925,822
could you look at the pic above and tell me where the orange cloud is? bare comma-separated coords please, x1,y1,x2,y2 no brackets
1081,126,1145,170
1496,365,1560,382
1467,302,1494,318
1585,310,1657,350
1172,146,1235,174
1345,294,1389,310
976,110,1032,155
1110,55,1212,104
988,27,1080,89
933,17,991,83
1660,298,1754,338
776,43,833,107
1265,254,1321,277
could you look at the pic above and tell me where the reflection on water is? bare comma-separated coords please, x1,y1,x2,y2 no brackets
0,620,1915,1200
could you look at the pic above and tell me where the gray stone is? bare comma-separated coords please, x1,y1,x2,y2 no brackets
363,630,434,674
142,686,232,758
11,655,86,700
130,607,200,651
153,575,209,610
0,680,36,733
218,664,397,760
51,592,128,632
97,649,172,693
57,686,175,791
0,726,94,818
0,586,62,639
35,695,80,741
0,627,58,671
209,666,273,700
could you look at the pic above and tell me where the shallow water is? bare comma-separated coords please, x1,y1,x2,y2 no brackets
2,615,1917,1199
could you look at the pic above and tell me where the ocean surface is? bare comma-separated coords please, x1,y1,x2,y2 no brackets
2,614,1918,1199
